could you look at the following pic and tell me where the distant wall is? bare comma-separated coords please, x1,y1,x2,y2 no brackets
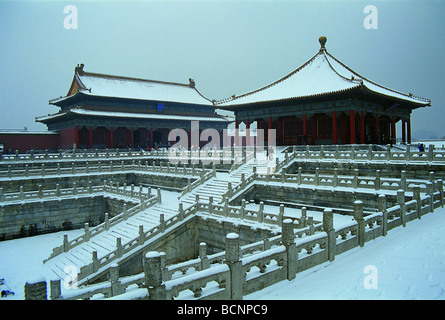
59,127,76,149
0,131,60,153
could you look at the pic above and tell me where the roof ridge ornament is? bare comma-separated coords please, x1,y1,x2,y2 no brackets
75,63,85,75
319,36,327,51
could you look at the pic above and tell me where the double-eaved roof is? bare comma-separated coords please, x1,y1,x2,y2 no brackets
38,64,233,126
50,64,213,107
215,37,430,109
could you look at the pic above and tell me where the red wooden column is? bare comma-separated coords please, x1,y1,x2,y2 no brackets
375,114,379,143
407,116,411,144
391,116,396,144
89,126,93,149
278,117,283,145
234,120,239,146
340,113,346,145
110,127,114,149
75,125,79,148
311,115,317,145
332,111,337,144
245,119,250,146
150,128,153,148
303,114,307,136
131,127,134,148
350,110,356,144
360,111,365,144
402,118,406,144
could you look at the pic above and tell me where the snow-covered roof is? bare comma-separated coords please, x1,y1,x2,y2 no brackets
216,37,430,108
50,66,213,106
36,107,231,123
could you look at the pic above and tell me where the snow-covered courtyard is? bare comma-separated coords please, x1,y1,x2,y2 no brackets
1,199,444,300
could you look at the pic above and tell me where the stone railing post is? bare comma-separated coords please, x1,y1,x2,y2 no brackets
438,180,444,208
116,238,123,258
353,169,359,189
426,182,434,213
104,213,110,231
139,225,145,244
144,251,166,300
301,207,307,228
123,203,128,220
72,182,77,196
258,201,264,223
199,242,210,270
110,263,122,297
314,167,320,186
323,208,336,262
375,170,381,191
25,276,47,300
240,199,246,220
84,223,90,242
178,202,184,220
397,189,406,227
225,233,242,300
413,185,422,220
209,196,213,213
353,200,365,247
332,168,338,188
278,204,284,227
428,144,434,162
223,197,229,217
63,234,70,252
157,188,162,204
386,145,391,161
282,219,297,280
297,167,302,185
50,278,62,300
400,171,407,191
19,186,24,201
228,182,232,198
159,214,165,233
377,194,388,236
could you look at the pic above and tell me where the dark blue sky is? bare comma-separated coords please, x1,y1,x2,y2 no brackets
1,0,444,139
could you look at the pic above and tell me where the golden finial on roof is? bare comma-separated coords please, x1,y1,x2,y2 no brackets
319,36,327,51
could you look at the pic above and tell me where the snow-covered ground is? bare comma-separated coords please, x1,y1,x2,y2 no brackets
1,202,444,300
246,208,445,300
412,140,445,150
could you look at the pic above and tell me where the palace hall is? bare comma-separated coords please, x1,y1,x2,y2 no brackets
36,64,231,149
216,37,431,146
35,37,430,150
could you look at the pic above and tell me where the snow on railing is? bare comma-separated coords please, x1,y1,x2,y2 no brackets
0,147,236,165
30,187,444,300
0,180,152,204
179,166,215,197
0,160,210,179
256,168,441,194
42,184,155,262
284,144,445,163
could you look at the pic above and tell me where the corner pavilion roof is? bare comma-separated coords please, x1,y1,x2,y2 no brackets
215,37,430,109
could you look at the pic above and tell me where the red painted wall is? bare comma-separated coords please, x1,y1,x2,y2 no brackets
59,127,76,149
0,132,60,153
